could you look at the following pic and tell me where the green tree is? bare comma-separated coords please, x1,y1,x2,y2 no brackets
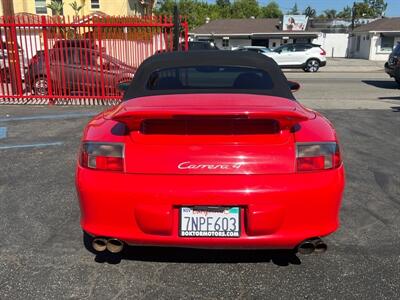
288,3,300,15
47,0,64,16
231,0,260,18
368,0,387,16
155,0,176,15
216,0,231,18
353,0,387,18
261,1,283,18
323,9,337,19
155,0,219,29
337,6,352,18
216,0,230,7
69,0,84,17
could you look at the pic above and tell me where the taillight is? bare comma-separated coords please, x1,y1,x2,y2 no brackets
320,48,326,56
296,143,341,172
80,142,124,172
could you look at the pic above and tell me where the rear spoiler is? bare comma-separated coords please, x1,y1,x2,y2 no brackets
111,106,314,131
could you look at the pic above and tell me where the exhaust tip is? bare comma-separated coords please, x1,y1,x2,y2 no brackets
92,238,107,252
314,241,328,253
106,238,124,254
297,241,315,255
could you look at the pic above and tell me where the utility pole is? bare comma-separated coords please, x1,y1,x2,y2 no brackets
1,0,19,94
351,2,356,31
173,4,180,51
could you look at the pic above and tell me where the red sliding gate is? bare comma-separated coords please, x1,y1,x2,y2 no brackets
0,14,188,105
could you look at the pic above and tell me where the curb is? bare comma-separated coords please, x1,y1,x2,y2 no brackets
285,68,385,73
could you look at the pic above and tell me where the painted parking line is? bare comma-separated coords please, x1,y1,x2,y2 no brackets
0,112,97,122
0,142,63,150
0,127,6,139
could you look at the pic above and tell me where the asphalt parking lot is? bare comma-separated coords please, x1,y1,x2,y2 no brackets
0,72,399,299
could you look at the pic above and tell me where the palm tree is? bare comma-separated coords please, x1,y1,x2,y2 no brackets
69,0,85,17
323,9,337,19
47,0,64,16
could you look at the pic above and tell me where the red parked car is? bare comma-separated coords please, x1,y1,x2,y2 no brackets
25,46,135,96
76,51,345,255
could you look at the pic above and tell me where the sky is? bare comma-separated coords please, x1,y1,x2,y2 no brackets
211,0,400,17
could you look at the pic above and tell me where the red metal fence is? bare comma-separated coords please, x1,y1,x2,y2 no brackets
0,14,188,105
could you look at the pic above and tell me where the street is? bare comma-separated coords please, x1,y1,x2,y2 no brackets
0,72,399,299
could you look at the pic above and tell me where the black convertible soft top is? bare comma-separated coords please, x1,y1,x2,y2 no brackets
123,51,295,100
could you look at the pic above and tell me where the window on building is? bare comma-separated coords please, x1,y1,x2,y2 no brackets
356,36,361,52
91,0,100,9
222,38,229,48
35,0,47,14
380,36,394,52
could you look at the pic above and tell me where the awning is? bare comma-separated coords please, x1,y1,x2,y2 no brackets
380,32,400,37
191,32,321,39
252,33,319,39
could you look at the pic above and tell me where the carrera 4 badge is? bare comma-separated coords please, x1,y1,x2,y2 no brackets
178,161,243,170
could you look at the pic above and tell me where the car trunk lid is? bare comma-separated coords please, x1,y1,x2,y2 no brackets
106,94,315,175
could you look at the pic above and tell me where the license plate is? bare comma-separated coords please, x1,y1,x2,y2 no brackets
180,207,240,238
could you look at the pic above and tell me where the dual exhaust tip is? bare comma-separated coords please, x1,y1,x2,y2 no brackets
297,238,327,255
92,238,124,254
93,236,326,255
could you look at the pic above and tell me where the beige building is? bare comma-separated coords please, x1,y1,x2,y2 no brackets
0,0,154,17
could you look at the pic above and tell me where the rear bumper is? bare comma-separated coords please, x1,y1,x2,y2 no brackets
76,166,345,249
320,60,327,67
384,63,396,77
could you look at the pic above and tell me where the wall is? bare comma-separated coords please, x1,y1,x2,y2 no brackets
349,33,371,59
369,34,400,61
0,0,144,17
268,38,294,49
196,36,298,50
207,37,251,50
313,33,349,58
349,33,400,60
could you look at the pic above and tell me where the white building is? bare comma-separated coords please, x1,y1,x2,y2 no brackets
190,18,350,58
190,18,320,50
350,17,400,61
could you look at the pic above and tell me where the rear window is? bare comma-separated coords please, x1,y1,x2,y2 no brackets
294,44,312,52
147,66,274,90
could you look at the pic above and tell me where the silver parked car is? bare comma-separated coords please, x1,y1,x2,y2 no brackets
232,46,271,55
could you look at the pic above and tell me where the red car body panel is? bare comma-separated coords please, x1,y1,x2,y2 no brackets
76,167,344,249
76,93,345,249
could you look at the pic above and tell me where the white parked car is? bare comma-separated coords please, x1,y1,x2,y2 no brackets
265,43,327,72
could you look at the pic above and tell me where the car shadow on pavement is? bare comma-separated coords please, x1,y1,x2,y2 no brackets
378,96,400,101
92,246,302,266
390,106,400,112
362,80,399,89
83,232,302,266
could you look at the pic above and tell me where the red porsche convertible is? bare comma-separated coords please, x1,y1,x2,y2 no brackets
76,51,345,255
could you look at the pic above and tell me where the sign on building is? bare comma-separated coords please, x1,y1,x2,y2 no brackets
283,15,309,31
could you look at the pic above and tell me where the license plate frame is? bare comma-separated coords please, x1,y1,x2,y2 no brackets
179,206,241,238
